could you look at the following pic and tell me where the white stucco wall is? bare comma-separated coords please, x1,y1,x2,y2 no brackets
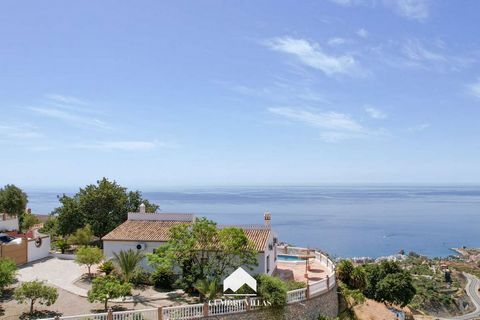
103,240,166,271
0,217,19,231
104,231,278,276
27,236,51,262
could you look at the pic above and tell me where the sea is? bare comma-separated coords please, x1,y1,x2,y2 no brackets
25,186,480,259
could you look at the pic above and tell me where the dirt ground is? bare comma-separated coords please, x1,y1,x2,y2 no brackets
353,299,398,320
0,284,190,320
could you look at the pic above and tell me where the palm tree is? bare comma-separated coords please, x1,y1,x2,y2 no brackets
350,267,367,290
336,260,355,286
112,249,143,283
194,279,218,301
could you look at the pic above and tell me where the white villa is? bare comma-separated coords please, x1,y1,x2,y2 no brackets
102,204,278,275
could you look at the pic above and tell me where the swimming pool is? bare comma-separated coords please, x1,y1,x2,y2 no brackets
277,254,304,262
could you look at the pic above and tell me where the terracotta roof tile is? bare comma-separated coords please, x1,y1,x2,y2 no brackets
102,220,190,242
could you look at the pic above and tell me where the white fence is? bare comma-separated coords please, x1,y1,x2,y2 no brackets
163,304,204,319
286,288,307,304
39,246,336,320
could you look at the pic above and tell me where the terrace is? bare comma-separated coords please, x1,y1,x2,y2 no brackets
274,245,335,284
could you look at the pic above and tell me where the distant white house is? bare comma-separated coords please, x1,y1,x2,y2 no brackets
0,214,19,232
102,204,277,275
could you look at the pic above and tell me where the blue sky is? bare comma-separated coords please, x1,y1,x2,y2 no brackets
1,0,480,188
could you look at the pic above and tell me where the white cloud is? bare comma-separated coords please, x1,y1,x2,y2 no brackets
268,107,386,142
269,107,364,132
398,38,471,72
328,0,430,21
29,106,109,129
365,106,387,119
328,37,348,46
356,28,369,38
384,0,430,21
327,0,372,6
76,140,162,151
402,39,446,63
468,79,480,99
408,123,430,132
265,37,358,76
45,94,87,106
0,123,43,140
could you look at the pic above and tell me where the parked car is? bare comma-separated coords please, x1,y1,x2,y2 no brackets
0,233,22,245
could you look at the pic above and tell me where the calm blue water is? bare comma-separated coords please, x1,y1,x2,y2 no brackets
278,255,304,262
26,186,480,258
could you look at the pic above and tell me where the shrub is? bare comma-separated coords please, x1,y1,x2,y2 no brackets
14,280,58,314
131,270,153,286
151,268,175,289
194,279,219,301
284,279,306,291
0,258,17,293
54,239,70,254
113,249,143,283
68,224,94,247
99,260,115,275
256,274,287,307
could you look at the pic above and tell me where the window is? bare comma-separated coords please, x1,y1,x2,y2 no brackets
266,255,270,273
274,245,277,261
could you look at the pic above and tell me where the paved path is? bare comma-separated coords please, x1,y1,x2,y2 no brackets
445,273,480,320
17,256,183,303
18,256,89,296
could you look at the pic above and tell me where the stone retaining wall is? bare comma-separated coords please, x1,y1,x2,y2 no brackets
205,285,338,320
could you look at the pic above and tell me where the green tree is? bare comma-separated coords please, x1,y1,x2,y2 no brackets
87,275,131,310
14,280,58,314
54,178,158,237
39,215,59,236
75,246,103,278
147,218,257,291
336,260,355,286
113,249,143,283
68,224,94,247
0,258,17,293
362,261,416,306
0,184,28,228
256,274,287,307
350,267,367,291
376,272,416,306
21,213,40,231
194,279,219,301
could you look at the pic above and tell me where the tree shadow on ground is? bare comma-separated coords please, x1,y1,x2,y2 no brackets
19,310,62,320
90,305,127,313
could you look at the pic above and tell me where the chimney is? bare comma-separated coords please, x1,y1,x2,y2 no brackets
139,203,146,214
264,211,271,228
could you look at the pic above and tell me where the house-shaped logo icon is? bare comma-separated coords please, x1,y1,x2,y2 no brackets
223,267,257,295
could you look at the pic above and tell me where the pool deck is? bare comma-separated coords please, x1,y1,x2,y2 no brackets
274,259,329,283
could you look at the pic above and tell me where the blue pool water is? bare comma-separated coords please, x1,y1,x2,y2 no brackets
277,255,303,262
